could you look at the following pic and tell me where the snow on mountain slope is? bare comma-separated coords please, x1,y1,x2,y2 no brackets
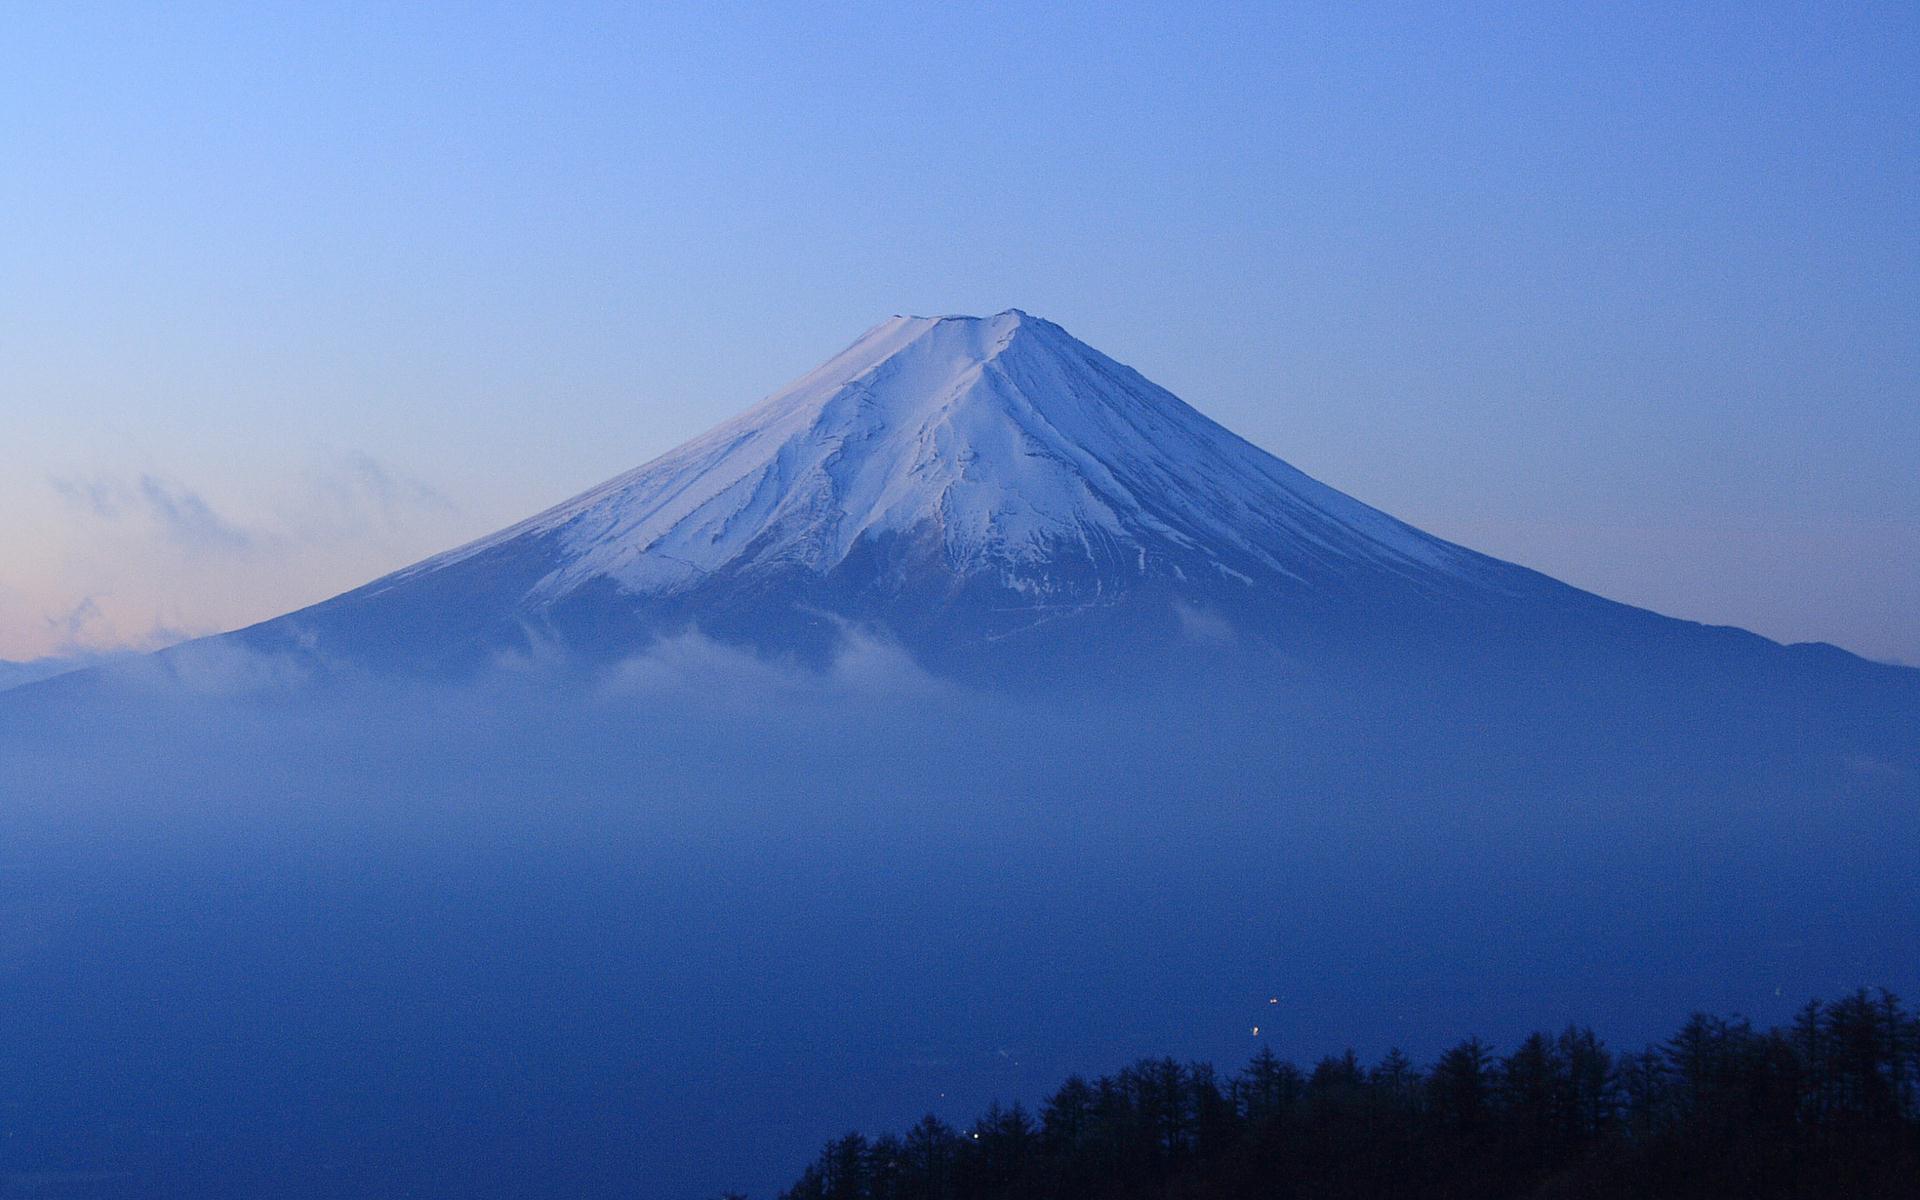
375,311,1500,608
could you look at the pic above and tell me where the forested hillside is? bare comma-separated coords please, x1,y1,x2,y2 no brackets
777,991,1919,1200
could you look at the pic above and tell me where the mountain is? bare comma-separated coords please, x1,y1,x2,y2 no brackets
0,648,142,693
219,309,1788,681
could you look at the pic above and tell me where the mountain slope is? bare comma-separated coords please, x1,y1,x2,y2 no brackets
231,309,1691,676
404,310,1476,597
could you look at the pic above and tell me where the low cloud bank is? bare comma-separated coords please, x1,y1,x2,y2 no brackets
0,635,1913,1198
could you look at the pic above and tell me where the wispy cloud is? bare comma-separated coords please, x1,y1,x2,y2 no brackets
43,596,106,646
50,454,458,560
136,475,256,552
47,477,122,519
286,452,455,539
343,452,453,524
26,454,466,658
52,474,257,555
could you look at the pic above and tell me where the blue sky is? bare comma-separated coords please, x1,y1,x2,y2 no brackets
3,2,1915,661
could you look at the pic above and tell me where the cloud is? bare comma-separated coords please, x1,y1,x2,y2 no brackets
1173,600,1236,645
289,453,455,539
47,477,127,519
51,453,455,559
51,473,257,554
106,636,318,698
43,596,105,646
24,454,466,659
135,475,256,552
597,628,956,706
342,453,453,524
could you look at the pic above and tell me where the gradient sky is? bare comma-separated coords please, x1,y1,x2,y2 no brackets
4,2,1916,663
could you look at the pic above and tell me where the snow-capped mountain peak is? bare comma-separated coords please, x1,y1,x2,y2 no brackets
385,310,1479,616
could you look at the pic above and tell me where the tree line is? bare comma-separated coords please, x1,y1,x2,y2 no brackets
772,990,1919,1199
